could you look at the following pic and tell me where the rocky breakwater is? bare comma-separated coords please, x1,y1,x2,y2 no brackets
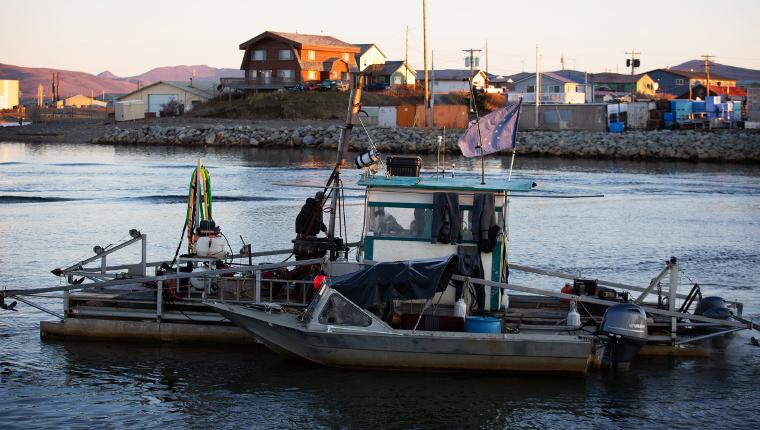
93,125,760,162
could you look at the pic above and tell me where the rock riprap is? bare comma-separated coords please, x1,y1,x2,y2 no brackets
92,125,760,162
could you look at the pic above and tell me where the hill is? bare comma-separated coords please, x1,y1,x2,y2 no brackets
672,60,760,83
0,63,243,101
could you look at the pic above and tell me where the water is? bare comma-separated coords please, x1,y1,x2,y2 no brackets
1,142,759,429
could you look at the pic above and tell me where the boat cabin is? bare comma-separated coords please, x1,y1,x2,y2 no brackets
357,172,535,311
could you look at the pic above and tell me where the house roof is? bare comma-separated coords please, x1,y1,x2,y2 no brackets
648,68,734,82
354,43,386,57
117,80,216,101
549,69,588,84
513,72,575,84
416,69,485,81
363,60,415,76
239,31,359,52
592,72,644,84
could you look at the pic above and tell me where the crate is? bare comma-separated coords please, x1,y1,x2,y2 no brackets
608,121,625,133
400,314,465,332
386,155,422,177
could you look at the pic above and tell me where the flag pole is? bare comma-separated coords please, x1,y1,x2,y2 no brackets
467,77,485,185
507,98,523,181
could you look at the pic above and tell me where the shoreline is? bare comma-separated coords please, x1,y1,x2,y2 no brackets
2,117,760,163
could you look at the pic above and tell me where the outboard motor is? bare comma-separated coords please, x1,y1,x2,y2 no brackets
695,296,731,320
599,303,648,368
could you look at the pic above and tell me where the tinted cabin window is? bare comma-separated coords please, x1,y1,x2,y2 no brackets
318,294,372,326
367,206,431,238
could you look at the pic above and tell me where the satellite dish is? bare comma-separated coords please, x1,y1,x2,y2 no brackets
653,82,660,91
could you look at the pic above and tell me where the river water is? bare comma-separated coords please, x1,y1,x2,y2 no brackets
1,142,759,429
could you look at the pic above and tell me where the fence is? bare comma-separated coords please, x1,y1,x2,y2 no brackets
518,104,608,132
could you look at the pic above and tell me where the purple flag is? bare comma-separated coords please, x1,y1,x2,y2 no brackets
457,102,521,157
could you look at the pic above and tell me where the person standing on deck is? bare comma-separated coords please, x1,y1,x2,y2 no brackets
295,191,327,239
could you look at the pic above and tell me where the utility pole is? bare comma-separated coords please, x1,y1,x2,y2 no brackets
560,53,565,71
702,54,715,100
422,0,429,128
485,40,489,76
405,25,409,85
625,50,640,102
535,44,540,129
463,47,482,116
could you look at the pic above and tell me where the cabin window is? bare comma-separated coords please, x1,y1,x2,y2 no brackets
278,49,293,60
367,206,431,238
318,294,372,327
307,70,318,80
675,78,685,85
278,69,294,81
342,53,350,62
526,85,535,93
307,50,316,61
252,50,266,61
247,69,257,79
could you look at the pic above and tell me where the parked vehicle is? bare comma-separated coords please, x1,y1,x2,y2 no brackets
319,80,337,91
286,83,306,92
305,83,320,91
366,82,391,92
334,80,350,91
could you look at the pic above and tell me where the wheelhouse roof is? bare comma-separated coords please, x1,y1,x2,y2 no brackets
357,175,536,192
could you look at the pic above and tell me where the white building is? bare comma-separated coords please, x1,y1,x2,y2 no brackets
417,70,488,93
508,72,586,104
118,80,217,116
354,44,387,72
0,80,20,109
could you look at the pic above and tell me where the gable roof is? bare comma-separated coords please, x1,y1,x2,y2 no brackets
676,84,747,98
513,72,575,84
363,60,415,76
239,31,359,52
549,69,588,84
592,72,644,84
416,69,486,81
354,43,386,57
647,68,734,82
117,80,216,101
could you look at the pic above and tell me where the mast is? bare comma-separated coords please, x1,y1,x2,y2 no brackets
423,0,429,128
327,74,364,238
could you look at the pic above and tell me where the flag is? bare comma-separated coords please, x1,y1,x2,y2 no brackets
457,101,521,157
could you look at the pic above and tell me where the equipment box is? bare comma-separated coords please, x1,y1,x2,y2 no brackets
387,155,422,177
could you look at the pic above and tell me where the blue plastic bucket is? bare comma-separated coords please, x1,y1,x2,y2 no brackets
464,316,502,333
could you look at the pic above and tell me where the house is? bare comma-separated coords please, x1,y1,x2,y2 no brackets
417,69,488,93
118,80,217,116
0,80,20,109
56,94,108,108
364,61,416,87
222,31,360,91
355,44,386,72
590,73,657,102
508,72,586,104
646,68,736,98
674,84,747,101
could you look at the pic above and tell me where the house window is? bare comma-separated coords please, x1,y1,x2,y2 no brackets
551,85,560,93
307,70,318,80
252,50,266,61
307,50,316,61
261,70,272,80
675,78,685,85
527,85,535,93
247,69,257,79
278,49,292,60
278,69,294,81
342,53,349,62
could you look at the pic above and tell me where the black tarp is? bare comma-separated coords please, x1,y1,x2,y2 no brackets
329,256,459,309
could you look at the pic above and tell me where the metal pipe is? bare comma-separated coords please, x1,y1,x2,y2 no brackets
61,234,145,273
675,327,744,345
669,258,679,343
13,296,64,320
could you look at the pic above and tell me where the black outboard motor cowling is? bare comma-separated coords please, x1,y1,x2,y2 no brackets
695,296,731,320
599,303,648,368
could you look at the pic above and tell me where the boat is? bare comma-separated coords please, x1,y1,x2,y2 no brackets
209,256,648,374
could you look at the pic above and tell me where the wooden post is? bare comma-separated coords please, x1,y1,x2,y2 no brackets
669,258,678,345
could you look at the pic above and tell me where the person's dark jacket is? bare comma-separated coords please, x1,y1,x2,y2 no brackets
295,198,326,236
431,192,461,244
472,193,500,252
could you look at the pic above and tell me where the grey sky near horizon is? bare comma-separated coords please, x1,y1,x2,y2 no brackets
3,0,759,77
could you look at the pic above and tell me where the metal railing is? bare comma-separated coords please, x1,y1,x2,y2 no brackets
220,77,298,89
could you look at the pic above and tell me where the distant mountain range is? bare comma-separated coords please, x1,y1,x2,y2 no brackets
671,60,760,83
0,63,243,100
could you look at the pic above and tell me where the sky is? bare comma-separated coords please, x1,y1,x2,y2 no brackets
2,0,759,77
